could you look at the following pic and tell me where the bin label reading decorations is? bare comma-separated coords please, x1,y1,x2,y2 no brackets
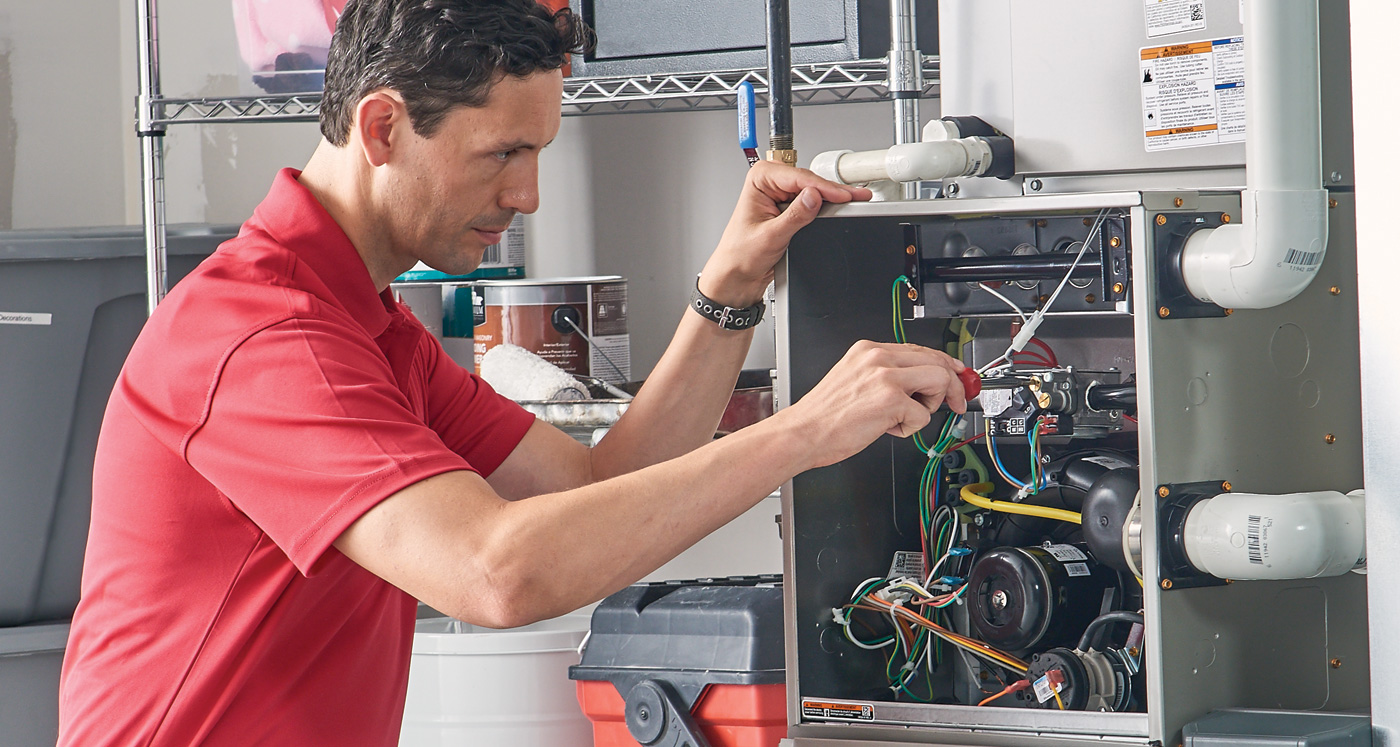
802,699,875,722
1140,37,1245,152
0,312,52,326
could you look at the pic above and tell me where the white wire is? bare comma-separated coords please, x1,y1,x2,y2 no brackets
976,283,1028,322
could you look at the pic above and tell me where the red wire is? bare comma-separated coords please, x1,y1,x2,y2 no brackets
1026,337,1059,365
1124,414,1138,423
947,433,985,452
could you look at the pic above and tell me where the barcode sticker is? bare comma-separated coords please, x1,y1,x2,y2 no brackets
1283,248,1324,267
481,242,502,265
1033,674,1062,704
888,551,927,581
1247,514,1265,564
1064,562,1092,578
1044,544,1088,562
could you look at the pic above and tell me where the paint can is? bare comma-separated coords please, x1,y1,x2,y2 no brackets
473,276,630,384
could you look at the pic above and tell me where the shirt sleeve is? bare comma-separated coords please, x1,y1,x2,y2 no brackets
185,316,488,575
420,334,535,475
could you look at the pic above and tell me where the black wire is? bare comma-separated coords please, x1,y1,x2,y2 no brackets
1077,611,1145,652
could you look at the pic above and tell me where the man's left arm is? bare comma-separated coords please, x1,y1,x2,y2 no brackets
488,162,869,498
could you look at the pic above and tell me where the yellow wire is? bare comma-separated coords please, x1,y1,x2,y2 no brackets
1053,689,1065,710
960,483,1083,525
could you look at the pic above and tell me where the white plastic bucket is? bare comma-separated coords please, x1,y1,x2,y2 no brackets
398,615,593,747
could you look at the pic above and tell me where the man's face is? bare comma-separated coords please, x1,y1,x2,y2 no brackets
384,70,563,276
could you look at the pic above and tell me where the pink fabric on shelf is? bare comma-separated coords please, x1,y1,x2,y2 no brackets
231,0,336,73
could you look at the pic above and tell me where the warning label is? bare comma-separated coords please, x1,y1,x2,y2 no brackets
802,700,875,722
1144,0,1207,39
1140,36,1245,152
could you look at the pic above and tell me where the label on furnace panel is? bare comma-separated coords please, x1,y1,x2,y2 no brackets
802,699,875,722
1144,0,1207,39
1140,36,1245,152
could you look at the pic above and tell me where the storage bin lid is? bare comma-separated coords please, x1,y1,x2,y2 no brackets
570,575,784,686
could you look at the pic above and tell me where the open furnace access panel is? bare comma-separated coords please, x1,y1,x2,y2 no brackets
776,191,1366,747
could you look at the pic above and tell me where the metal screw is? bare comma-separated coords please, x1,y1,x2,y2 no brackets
1222,481,1233,492
1155,214,1168,226
1085,293,1097,303
946,183,961,197
1099,516,1110,527
1030,179,1043,192
1113,282,1125,294
1224,579,1234,585
1109,236,1122,248
1038,294,1051,305
973,513,986,527
1221,213,1232,224
1331,658,1343,669
1330,171,1343,184
1158,486,1171,498
1161,579,1174,590
1328,198,1339,209
1224,308,1234,316
1174,197,1184,208
906,244,916,256
1083,218,1093,227
1158,306,1171,318
1325,433,1337,444
907,288,918,301
1128,647,1141,658
1036,219,1048,228
1330,286,1341,295
638,707,650,722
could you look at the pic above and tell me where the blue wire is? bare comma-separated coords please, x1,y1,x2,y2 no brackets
986,432,1028,490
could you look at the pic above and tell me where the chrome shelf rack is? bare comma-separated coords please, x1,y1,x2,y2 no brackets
137,0,937,311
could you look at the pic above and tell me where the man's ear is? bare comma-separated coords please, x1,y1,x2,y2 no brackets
353,91,406,168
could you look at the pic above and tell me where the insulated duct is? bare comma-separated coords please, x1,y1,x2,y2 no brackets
1179,0,1329,309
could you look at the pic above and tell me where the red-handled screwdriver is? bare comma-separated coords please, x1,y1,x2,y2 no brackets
958,368,982,400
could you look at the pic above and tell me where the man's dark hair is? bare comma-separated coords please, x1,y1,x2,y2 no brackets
321,0,593,145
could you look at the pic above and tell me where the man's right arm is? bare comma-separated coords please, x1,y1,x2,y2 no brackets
333,341,967,628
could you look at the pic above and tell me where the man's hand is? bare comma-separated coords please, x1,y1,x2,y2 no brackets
779,341,969,470
700,161,871,307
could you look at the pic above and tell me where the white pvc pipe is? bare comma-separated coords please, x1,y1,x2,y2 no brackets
810,138,993,186
1183,490,1365,580
1179,0,1328,309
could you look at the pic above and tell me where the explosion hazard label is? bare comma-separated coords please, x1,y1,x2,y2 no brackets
1140,37,1245,152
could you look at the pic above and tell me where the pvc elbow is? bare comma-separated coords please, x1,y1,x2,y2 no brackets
1182,489,1365,580
1179,189,1329,309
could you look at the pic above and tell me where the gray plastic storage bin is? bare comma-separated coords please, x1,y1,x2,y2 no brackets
1184,709,1371,747
0,622,68,746
0,226,234,626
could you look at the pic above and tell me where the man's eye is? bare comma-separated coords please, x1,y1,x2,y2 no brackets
493,150,512,161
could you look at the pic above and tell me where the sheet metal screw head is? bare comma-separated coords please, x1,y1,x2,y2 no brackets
1030,179,1043,192
1329,198,1339,209
1158,306,1171,318
906,244,916,256
1224,579,1234,585
1161,579,1174,590
1084,218,1094,226
907,288,918,301
1331,658,1343,669
1036,219,1048,228
1085,293,1096,303
1222,481,1233,492
1109,236,1122,248
1331,171,1343,183
1325,433,1337,444
1129,647,1141,658
1221,213,1232,224
1113,282,1125,294
1330,286,1342,295
946,183,960,197
1174,197,1184,208
1224,308,1234,316
1157,486,1171,498
1155,214,1168,226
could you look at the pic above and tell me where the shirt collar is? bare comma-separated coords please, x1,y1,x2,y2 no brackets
250,168,397,338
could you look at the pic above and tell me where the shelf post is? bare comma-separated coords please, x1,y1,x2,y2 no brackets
137,0,168,316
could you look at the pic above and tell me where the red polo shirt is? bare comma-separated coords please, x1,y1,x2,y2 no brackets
58,169,535,746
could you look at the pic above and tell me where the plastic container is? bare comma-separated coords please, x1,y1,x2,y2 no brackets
0,622,69,746
0,226,232,626
399,614,593,747
1183,708,1371,747
473,276,630,383
570,576,786,747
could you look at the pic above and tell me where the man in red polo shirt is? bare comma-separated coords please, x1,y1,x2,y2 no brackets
58,1,968,744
